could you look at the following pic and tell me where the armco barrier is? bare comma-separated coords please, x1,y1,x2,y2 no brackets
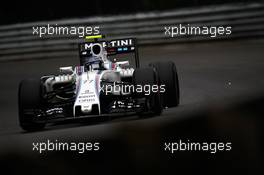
0,3,264,62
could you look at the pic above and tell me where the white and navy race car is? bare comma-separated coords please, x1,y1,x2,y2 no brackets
18,35,180,131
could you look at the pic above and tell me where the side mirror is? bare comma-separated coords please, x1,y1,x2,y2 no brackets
116,61,130,68
59,66,74,74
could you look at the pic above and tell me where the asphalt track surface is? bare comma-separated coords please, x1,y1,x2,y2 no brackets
0,39,264,174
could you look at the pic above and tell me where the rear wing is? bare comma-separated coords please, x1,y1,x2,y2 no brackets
78,37,139,68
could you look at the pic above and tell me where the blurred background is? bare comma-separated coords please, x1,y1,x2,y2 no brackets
0,0,263,24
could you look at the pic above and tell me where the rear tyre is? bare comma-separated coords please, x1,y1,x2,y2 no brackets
133,67,163,116
18,79,46,131
149,61,180,107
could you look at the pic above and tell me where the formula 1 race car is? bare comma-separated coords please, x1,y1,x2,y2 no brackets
18,35,180,131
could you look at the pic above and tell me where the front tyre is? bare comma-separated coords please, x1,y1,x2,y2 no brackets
18,79,46,131
149,61,180,107
133,67,163,116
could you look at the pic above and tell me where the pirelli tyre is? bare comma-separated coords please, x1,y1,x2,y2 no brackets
149,61,180,107
18,79,46,131
133,67,163,116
